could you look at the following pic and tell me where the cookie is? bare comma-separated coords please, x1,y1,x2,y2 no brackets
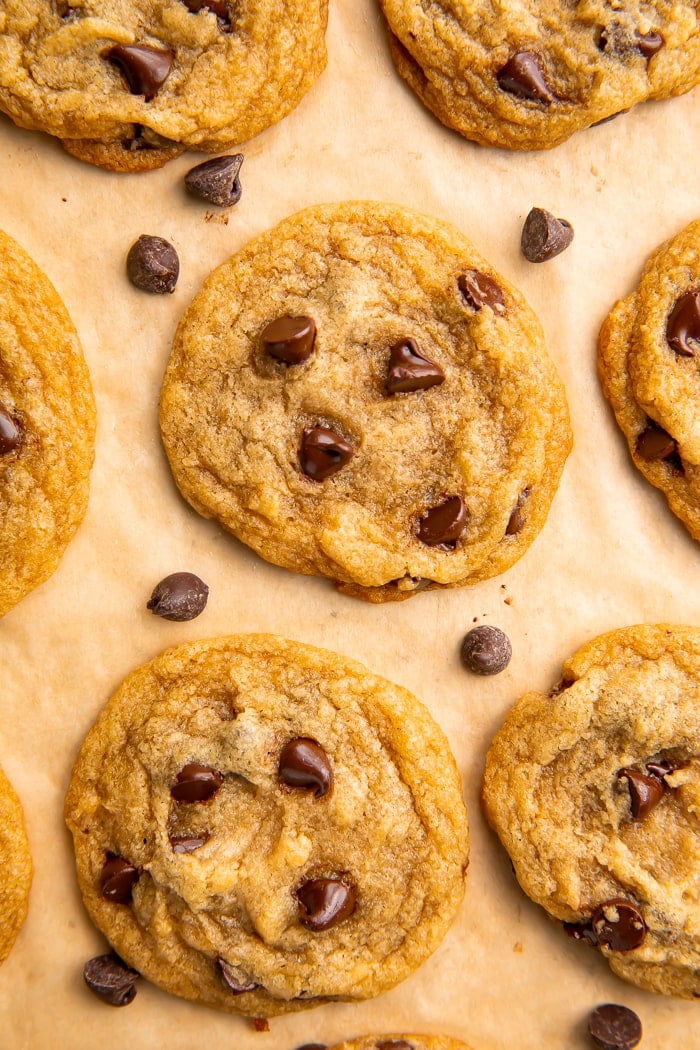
64,634,469,1017
0,2,328,171
0,763,32,964
316,1037,473,1050
482,624,700,998
599,219,700,541
378,0,700,150
159,201,571,602
0,230,95,618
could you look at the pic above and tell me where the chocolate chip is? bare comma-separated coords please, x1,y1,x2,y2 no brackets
184,154,244,208
126,235,179,294
147,572,209,621
300,426,355,481
376,1043,415,1049
645,759,676,779
296,877,356,931
105,44,174,101
169,832,209,853
385,338,445,393
588,1003,642,1050
83,953,140,1007
295,1045,327,1050
460,625,512,675
666,289,700,356
457,271,505,314
181,0,231,26
636,30,664,58
497,51,555,104
216,958,259,994
262,316,316,365
279,739,333,797
563,918,599,945
521,207,573,263
170,763,223,803
635,423,676,461
100,855,139,903
417,495,467,548
591,899,647,951
506,490,529,536
0,402,22,455
617,768,665,820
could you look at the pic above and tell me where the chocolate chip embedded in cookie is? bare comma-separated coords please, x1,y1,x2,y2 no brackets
64,634,469,1017
0,763,32,964
483,623,700,998
159,201,571,602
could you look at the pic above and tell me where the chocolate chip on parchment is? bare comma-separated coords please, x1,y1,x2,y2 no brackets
460,625,512,675
300,426,355,481
170,763,223,803
147,572,209,621
588,1003,642,1050
635,30,664,58
262,316,316,364
126,235,179,294
279,739,333,797
0,403,22,454
497,51,555,104
296,877,356,931
617,767,665,820
666,289,700,356
169,832,209,853
100,855,139,903
521,207,574,263
385,338,445,393
83,953,140,1007
417,495,467,548
591,899,647,952
458,270,505,314
635,422,676,461
216,958,259,995
185,154,244,207
105,44,174,101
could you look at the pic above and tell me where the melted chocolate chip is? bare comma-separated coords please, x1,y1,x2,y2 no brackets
592,898,647,951
666,289,700,356
636,30,664,58
181,0,231,26
521,207,573,263
617,767,665,820
216,958,259,995
635,423,676,461
170,763,223,803
262,316,316,365
506,490,529,535
83,953,140,1007
126,235,179,294
100,855,139,903
417,496,468,548
169,832,209,853
385,339,445,393
460,625,512,675
147,572,209,621
0,402,22,454
296,877,356,931
497,51,555,104
300,426,355,481
105,44,174,101
645,759,676,779
588,1003,642,1050
457,271,505,314
279,739,333,797
184,154,243,207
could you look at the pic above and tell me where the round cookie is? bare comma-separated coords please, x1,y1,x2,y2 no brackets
0,764,32,964
379,0,700,150
319,1037,473,1050
159,201,571,602
482,623,700,998
64,634,469,1017
0,230,95,617
0,2,328,171
599,219,700,541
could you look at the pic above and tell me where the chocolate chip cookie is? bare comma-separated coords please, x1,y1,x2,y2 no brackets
317,1037,473,1050
482,624,700,998
0,230,95,617
64,634,469,1017
0,763,32,964
599,219,700,541
378,0,700,150
159,201,571,602
0,2,328,171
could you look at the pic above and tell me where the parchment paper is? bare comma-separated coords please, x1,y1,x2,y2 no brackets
2,2,700,1047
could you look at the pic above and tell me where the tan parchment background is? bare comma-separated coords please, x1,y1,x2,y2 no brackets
1,2,700,1047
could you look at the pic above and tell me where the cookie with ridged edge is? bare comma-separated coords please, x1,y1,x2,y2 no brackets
65,634,469,1017
0,1,327,171
322,1037,474,1050
0,763,32,964
379,0,700,150
599,219,700,541
483,624,700,998
0,229,95,617
159,201,571,602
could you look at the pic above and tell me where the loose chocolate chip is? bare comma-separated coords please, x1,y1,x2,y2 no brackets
279,739,333,798
588,1003,642,1050
497,51,555,104
216,958,259,994
181,0,231,24
170,763,223,803
636,30,664,58
635,423,676,461
169,832,209,853
457,270,505,314
506,490,529,536
296,877,356,931
147,572,209,621
417,495,468,548
385,338,445,393
184,154,244,208
617,768,665,820
100,855,139,903
83,953,140,1007
460,625,512,675
105,44,174,101
592,899,647,952
0,402,22,454
521,207,574,263
666,289,700,356
300,426,355,481
262,316,316,365
126,235,179,294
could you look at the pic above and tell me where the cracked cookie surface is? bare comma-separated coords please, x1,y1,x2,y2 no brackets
0,763,32,964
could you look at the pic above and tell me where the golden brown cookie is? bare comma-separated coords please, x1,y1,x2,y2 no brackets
65,635,469,1017
159,201,571,602
483,624,700,998
0,230,95,617
0,764,32,964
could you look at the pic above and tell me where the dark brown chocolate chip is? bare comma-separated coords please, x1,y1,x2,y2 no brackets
216,958,259,995
126,235,179,294
592,898,647,951
506,490,529,536
100,855,139,904
385,338,445,393
169,832,209,853
300,426,355,481
588,1003,642,1050
296,877,356,931
105,44,174,101
457,270,505,314
170,763,223,803
181,0,231,25
635,423,676,461
636,30,664,58
563,918,598,945
184,154,244,207
262,316,316,365
375,1043,415,1049
417,495,468,548
521,207,574,263
146,572,209,621
617,768,665,820
0,402,22,455
460,625,512,675
83,953,140,1007
666,289,700,356
645,759,676,779
497,51,555,104
279,739,333,798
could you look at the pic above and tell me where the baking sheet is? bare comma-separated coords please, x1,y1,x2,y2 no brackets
2,1,700,1047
